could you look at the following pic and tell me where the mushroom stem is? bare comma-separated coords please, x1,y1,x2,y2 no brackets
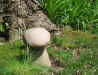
35,48,51,67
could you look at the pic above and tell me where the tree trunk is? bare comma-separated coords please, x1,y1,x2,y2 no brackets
0,0,57,42
0,0,55,67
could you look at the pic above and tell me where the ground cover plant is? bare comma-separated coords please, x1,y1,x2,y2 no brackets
48,28,98,75
0,29,98,75
0,41,53,75
40,0,98,31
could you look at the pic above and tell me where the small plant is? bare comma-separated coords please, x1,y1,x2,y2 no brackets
0,23,8,32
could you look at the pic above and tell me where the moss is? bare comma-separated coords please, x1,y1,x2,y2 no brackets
52,29,97,48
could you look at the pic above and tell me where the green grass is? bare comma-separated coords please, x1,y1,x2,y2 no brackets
40,0,98,31
0,30,98,75
47,29,98,74
47,47,98,75
0,41,53,75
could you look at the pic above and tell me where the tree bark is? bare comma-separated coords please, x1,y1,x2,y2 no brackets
0,0,55,67
0,0,57,42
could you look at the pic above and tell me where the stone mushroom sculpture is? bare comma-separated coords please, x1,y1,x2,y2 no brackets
24,27,51,66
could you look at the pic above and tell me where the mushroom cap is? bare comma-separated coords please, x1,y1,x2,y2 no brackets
24,27,51,47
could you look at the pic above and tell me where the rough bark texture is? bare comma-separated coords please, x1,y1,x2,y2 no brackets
0,0,58,42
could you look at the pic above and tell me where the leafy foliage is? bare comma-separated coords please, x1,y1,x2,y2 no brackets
0,23,8,32
40,0,98,31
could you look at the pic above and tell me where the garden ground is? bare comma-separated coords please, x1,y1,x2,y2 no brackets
0,27,98,75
